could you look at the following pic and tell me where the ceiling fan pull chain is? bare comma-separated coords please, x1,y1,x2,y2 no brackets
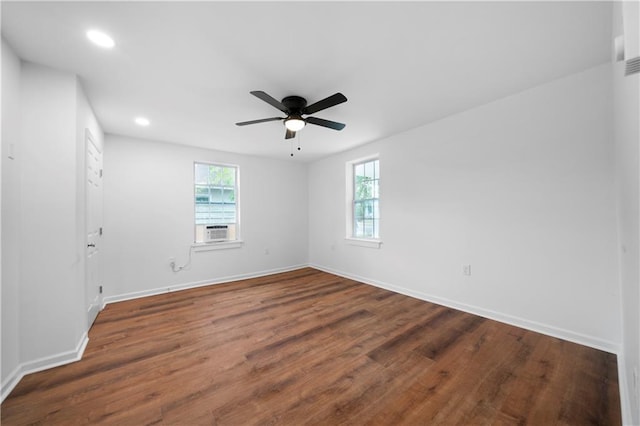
297,131,301,151
290,138,294,157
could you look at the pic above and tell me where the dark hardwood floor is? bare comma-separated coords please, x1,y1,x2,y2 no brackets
1,268,621,425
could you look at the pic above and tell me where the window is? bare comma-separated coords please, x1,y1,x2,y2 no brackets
350,158,379,240
194,162,239,243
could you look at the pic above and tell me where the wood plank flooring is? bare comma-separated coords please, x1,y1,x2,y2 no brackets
1,268,621,425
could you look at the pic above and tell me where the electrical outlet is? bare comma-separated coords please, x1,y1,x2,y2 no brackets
168,257,176,267
463,264,471,276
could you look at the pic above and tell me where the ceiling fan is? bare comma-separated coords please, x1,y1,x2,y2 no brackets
236,91,347,140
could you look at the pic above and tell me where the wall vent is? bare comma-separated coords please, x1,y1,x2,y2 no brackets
625,57,640,76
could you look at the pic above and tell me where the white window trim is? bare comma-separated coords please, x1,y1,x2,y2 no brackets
194,161,241,243
344,237,382,249
345,154,381,248
192,240,244,252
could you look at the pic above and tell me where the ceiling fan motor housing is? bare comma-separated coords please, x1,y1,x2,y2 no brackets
282,96,307,114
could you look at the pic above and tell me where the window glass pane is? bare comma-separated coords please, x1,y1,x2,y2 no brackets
210,166,229,186
195,185,209,204
350,158,379,239
366,180,374,200
355,176,373,201
354,201,364,220
195,163,209,185
194,162,238,242
364,161,374,180
221,167,235,186
211,167,218,185
354,177,362,201
354,163,365,180
209,187,223,202
364,200,374,219
363,219,373,238
222,188,235,203
354,218,363,237
195,185,209,196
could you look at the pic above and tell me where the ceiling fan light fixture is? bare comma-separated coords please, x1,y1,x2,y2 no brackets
284,117,305,132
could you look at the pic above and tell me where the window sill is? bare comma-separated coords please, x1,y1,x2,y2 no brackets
192,240,244,252
345,238,382,249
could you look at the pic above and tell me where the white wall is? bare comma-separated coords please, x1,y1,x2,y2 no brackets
1,53,104,400
309,63,621,352
18,62,82,362
1,38,22,393
613,3,640,424
102,135,308,301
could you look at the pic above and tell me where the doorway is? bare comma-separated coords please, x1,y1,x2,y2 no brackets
85,129,103,327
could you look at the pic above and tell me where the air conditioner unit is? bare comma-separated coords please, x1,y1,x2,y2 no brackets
205,225,229,242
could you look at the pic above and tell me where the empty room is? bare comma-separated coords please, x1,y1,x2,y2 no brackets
1,1,639,424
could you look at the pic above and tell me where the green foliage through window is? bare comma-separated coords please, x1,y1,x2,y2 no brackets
194,163,237,225
353,159,379,239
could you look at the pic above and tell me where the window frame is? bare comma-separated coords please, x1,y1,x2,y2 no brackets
193,161,241,246
345,155,382,248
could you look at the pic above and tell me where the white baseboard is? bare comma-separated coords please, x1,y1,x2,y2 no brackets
106,262,620,354
0,365,23,404
309,263,620,354
103,264,309,306
1,332,88,403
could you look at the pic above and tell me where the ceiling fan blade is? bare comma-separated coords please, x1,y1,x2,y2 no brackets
285,128,296,139
302,93,347,115
235,117,283,126
305,116,346,131
250,91,289,113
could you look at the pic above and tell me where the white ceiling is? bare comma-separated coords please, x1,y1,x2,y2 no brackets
1,1,612,161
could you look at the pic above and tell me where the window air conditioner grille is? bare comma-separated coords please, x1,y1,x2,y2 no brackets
205,225,229,242
625,56,640,76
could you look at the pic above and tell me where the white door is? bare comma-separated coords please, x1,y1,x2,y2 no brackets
86,129,103,327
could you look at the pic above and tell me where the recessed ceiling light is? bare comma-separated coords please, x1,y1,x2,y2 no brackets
86,30,115,49
135,117,150,127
